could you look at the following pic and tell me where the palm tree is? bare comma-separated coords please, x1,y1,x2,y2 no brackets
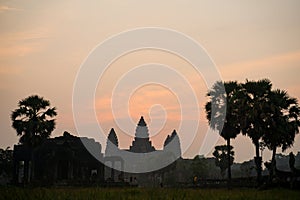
11,95,57,183
262,89,300,180
205,81,241,187
11,95,57,147
240,79,272,184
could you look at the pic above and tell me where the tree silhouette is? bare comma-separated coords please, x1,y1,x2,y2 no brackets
11,95,57,147
213,145,234,179
240,79,272,185
262,89,300,180
205,81,241,186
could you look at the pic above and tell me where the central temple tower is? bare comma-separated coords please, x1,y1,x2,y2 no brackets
129,116,155,153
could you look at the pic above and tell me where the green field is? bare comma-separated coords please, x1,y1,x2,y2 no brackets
0,187,299,200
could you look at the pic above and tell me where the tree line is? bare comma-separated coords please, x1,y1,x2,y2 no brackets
205,79,300,187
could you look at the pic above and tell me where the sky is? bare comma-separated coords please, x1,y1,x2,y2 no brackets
1,0,300,163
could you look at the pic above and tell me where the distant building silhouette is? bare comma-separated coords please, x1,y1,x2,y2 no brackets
105,116,181,156
12,117,184,187
13,131,104,185
104,116,182,186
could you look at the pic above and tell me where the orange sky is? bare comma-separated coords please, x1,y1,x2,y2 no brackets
1,1,300,163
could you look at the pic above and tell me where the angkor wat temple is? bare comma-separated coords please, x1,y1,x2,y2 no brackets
13,116,183,186
103,116,182,186
11,116,300,187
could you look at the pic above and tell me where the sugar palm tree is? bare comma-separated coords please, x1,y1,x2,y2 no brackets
11,95,57,183
240,79,272,184
11,95,57,147
205,81,241,187
262,89,300,180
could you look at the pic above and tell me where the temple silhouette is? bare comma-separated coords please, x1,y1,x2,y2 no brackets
13,132,104,185
12,116,183,186
103,116,182,186
105,116,181,155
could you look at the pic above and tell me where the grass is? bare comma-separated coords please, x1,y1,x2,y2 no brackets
0,187,299,200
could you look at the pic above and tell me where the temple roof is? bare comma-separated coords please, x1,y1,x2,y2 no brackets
138,116,147,126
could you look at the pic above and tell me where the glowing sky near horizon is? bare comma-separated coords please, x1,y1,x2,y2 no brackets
1,0,300,163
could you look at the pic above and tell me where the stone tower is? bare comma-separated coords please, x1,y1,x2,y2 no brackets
163,129,182,158
129,116,155,153
105,128,119,156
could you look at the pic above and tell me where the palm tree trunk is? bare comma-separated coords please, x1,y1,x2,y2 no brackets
254,140,262,185
24,160,29,184
270,146,277,181
271,146,276,164
227,139,232,188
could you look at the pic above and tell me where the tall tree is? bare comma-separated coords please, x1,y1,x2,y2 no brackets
240,79,272,184
11,95,57,184
205,81,241,186
263,89,300,179
11,95,57,147
212,145,234,178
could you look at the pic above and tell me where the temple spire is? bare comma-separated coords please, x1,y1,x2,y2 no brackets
107,128,118,146
163,129,182,158
138,116,147,126
105,128,119,156
134,116,149,138
129,116,155,152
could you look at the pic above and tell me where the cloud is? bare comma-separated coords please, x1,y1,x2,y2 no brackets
95,82,204,125
220,51,300,79
0,5,22,13
0,44,38,57
1,28,51,42
217,51,300,118
0,28,51,57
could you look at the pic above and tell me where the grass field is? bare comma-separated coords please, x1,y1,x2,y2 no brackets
0,187,299,200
